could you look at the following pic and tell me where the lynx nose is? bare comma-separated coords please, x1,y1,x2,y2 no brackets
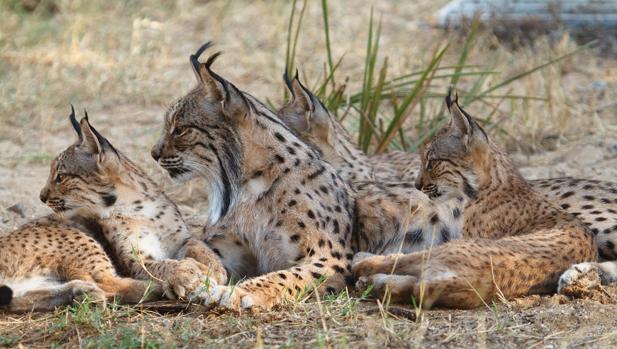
151,144,162,161
39,189,49,203
414,179,422,190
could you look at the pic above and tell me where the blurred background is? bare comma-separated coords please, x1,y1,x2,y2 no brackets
1,0,616,231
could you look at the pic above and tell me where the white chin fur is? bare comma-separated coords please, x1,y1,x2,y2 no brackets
206,183,224,226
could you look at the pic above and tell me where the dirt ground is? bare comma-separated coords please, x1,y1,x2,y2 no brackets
1,0,617,347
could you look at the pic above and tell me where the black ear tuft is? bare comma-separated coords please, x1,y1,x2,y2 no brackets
283,68,294,96
206,55,250,111
0,285,12,307
69,104,82,141
204,52,226,88
445,86,459,111
295,76,320,112
190,41,214,74
205,51,222,69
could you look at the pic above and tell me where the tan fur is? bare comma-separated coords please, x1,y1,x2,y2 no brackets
39,111,227,300
351,96,596,308
278,77,617,265
368,151,421,181
278,76,466,256
0,215,160,312
151,44,355,310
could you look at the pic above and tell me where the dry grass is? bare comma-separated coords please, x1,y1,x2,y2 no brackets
1,291,617,348
1,0,617,347
1,0,616,149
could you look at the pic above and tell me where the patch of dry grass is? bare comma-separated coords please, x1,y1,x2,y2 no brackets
1,0,616,150
1,290,617,348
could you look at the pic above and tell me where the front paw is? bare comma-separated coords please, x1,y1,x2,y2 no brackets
70,280,107,308
558,262,601,295
200,285,258,311
166,259,208,299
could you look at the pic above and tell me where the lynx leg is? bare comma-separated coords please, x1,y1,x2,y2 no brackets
357,272,487,309
357,274,419,304
354,227,595,309
95,275,162,304
352,252,424,277
176,238,228,284
7,280,106,312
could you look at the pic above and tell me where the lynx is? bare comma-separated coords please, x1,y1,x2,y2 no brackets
351,94,596,308
39,108,227,299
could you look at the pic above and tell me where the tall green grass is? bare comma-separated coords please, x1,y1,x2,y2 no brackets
283,0,592,154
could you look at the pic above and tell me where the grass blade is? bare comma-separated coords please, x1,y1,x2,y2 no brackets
375,45,448,153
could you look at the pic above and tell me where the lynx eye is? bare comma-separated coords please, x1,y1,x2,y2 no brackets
172,127,189,137
426,160,436,171
55,174,64,183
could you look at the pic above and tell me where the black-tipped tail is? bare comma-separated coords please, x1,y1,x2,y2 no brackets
0,285,13,307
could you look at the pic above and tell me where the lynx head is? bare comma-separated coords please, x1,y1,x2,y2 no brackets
278,72,373,181
151,42,247,223
415,92,494,200
40,107,130,215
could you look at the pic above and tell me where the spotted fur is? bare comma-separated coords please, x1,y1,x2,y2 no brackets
151,43,355,310
40,109,227,300
278,75,617,264
0,215,160,312
351,94,596,308
278,75,466,256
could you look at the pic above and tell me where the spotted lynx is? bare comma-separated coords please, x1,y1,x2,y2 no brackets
279,75,466,255
0,215,159,312
351,94,596,308
39,108,227,299
150,43,356,310
278,74,617,263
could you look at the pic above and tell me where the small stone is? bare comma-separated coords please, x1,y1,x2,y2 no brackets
591,80,607,90
7,203,25,218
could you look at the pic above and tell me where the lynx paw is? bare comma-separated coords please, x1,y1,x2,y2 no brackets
558,262,600,295
200,285,263,311
70,280,107,307
165,259,208,299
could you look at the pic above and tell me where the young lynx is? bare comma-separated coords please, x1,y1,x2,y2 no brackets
351,94,596,308
39,108,227,299
0,215,159,312
278,74,617,265
279,75,467,255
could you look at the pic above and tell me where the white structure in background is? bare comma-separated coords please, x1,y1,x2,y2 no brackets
435,0,617,29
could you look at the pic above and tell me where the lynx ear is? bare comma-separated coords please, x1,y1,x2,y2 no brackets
281,71,314,132
284,73,331,137
445,90,488,146
79,116,102,155
79,111,117,158
191,44,224,100
445,90,472,137
190,42,250,119
288,70,314,113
